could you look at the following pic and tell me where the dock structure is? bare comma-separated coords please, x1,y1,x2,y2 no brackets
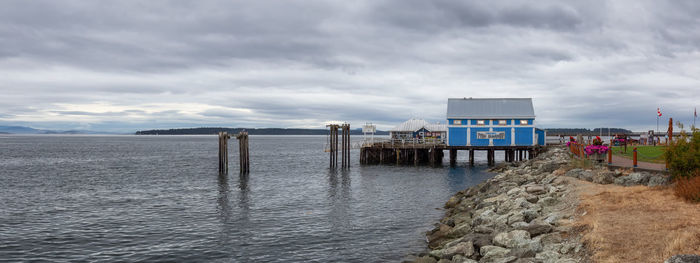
359,141,539,166
360,98,546,167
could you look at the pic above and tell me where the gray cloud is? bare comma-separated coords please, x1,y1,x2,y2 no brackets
0,0,698,132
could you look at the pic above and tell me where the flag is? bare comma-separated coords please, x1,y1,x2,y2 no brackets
657,108,662,117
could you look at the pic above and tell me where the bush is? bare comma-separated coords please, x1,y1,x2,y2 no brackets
665,128,699,179
674,173,700,202
666,126,700,202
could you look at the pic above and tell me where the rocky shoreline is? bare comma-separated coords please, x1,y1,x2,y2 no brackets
407,146,675,263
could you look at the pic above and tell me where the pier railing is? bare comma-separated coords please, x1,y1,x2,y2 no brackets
362,137,446,147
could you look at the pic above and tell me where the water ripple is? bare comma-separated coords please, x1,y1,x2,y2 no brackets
0,135,494,262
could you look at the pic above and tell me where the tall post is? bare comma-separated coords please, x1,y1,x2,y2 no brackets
414,148,418,166
607,147,612,165
449,149,457,166
633,147,638,168
469,149,474,167
341,123,350,169
236,131,249,174
668,118,673,143
327,124,339,169
218,132,229,174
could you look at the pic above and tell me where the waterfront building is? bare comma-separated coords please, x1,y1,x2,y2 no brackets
389,119,447,143
446,98,545,146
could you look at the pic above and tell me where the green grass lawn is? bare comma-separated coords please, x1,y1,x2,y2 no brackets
611,145,667,163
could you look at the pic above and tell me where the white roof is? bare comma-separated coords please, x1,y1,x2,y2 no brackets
447,98,535,119
390,119,446,132
425,124,447,132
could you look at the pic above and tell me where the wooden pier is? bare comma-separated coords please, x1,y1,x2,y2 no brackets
359,142,540,166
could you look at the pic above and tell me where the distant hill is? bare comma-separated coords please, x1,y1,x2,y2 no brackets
0,125,116,134
0,126,43,134
545,128,633,136
135,127,390,135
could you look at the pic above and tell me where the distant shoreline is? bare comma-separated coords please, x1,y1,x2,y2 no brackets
134,127,390,136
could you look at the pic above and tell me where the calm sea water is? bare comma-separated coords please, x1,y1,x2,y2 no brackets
0,135,494,262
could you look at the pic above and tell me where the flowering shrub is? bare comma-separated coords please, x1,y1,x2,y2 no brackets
566,141,575,147
584,144,609,155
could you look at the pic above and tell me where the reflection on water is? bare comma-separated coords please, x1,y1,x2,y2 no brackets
0,135,494,262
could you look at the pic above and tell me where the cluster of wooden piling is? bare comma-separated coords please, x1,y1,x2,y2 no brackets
359,146,444,166
236,131,250,174
327,123,351,169
218,131,250,174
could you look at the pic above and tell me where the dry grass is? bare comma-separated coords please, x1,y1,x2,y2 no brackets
574,181,700,262
674,173,700,202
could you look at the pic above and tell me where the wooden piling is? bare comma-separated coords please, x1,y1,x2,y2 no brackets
327,124,339,169
469,149,474,166
236,131,249,174
414,148,418,166
449,149,457,166
218,132,228,174
633,147,638,167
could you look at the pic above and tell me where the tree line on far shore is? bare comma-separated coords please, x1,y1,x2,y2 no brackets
545,128,633,136
134,127,390,135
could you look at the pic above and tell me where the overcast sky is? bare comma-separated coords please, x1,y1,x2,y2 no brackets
1,0,698,132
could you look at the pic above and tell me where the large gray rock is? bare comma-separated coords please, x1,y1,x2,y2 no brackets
538,161,560,173
525,185,547,195
524,219,553,236
578,170,594,181
564,169,583,179
592,171,615,184
479,246,511,262
535,250,560,263
623,172,651,186
507,211,526,225
537,196,557,206
665,254,700,263
648,175,671,187
522,209,540,223
430,241,475,259
493,230,532,248
445,196,461,208
448,222,472,237
613,176,627,185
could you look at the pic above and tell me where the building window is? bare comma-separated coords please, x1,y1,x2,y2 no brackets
453,120,461,125
498,120,507,126
477,120,485,125
520,120,529,125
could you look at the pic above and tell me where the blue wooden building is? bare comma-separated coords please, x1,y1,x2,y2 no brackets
446,98,545,147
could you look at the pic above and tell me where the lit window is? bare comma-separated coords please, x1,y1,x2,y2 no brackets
453,120,461,125
520,120,529,125
477,120,485,125
499,120,507,125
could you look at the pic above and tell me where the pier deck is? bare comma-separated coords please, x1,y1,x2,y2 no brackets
359,141,543,166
